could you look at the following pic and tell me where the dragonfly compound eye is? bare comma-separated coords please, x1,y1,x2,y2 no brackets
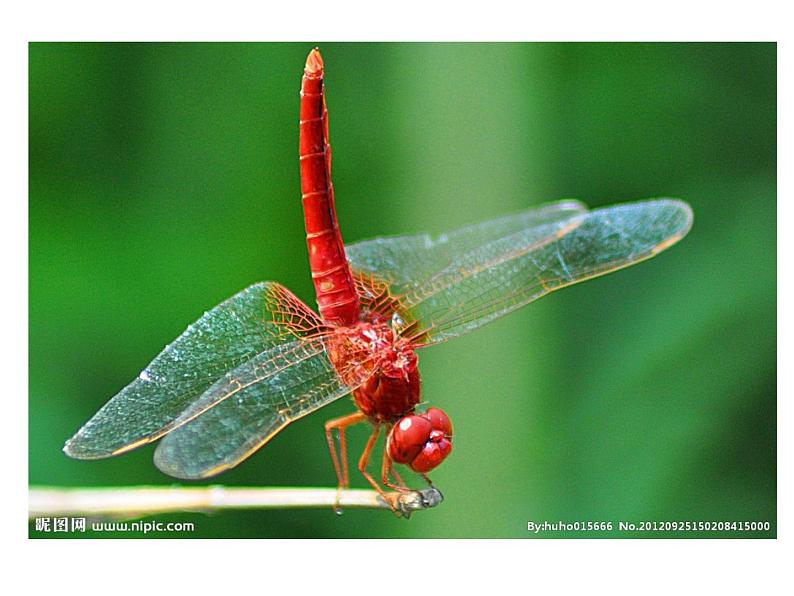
387,408,453,473
387,415,432,465
423,407,452,437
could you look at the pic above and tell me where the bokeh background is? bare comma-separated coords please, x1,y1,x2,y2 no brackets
29,42,776,538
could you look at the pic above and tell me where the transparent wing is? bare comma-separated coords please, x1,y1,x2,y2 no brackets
153,336,369,479
348,199,693,345
64,282,332,459
346,199,587,294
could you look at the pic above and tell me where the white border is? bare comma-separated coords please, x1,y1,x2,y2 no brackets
5,0,788,593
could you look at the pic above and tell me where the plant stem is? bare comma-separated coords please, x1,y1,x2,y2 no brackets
29,485,443,520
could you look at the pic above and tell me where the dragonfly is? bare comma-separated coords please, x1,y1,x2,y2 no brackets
65,49,693,512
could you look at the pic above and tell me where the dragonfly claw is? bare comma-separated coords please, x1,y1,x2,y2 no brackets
382,487,444,518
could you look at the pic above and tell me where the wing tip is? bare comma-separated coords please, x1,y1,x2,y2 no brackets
153,442,221,480
62,436,109,460
63,431,92,459
63,428,156,460
602,197,693,255
653,197,695,238
611,197,694,240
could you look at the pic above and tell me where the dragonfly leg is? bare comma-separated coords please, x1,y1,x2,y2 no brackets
328,417,407,514
381,448,410,492
325,412,366,507
390,465,407,489
358,424,405,514
364,429,426,515
357,424,383,493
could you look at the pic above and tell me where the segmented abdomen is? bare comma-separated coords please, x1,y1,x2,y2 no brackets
299,49,360,327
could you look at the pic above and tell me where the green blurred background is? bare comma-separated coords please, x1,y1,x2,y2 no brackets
29,43,776,538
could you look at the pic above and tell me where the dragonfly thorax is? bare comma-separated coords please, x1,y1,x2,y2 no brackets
328,321,421,422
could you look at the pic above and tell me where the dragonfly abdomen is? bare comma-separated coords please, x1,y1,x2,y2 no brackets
299,49,360,326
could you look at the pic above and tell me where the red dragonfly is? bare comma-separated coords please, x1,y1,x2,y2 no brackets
65,49,693,510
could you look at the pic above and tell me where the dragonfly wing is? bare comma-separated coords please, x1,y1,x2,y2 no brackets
346,199,587,293
153,336,366,479
407,198,692,343
64,282,328,459
349,199,692,345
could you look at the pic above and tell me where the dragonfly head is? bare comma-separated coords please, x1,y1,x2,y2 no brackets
387,407,453,473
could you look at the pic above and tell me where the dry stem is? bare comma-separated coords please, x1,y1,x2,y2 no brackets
29,485,443,520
